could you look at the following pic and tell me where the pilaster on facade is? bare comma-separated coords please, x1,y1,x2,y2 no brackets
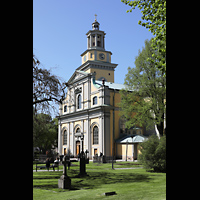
58,120,62,155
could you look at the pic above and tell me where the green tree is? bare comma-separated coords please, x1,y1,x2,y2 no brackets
119,39,166,137
33,113,58,153
138,135,166,172
121,0,166,76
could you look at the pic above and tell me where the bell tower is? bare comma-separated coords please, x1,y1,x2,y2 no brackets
80,15,118,83
87,17,105,50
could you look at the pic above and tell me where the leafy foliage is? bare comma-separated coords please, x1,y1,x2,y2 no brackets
33,113,58,153
121,0,166,76
119,39,166,136
139,135,166,172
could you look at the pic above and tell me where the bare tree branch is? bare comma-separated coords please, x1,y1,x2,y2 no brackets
33,54,66,113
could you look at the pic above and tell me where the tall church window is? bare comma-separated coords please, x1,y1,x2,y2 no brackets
93,96,97,105
93,126,98,144
63,130,67,145
77,94,81,109
76,128,81,133
64,105,67,112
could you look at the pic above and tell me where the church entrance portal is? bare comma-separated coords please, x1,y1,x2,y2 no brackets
76,141,80,156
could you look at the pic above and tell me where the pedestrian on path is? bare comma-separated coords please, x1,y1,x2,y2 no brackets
45,158,50,171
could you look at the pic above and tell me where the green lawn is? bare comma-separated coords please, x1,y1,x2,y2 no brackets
33,161,142,170
33,162,166,200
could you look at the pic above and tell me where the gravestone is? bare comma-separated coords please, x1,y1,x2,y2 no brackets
58,155,71,189
78,151,88,177
77,135,88,177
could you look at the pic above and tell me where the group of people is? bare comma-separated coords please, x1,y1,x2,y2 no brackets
45,157,59,171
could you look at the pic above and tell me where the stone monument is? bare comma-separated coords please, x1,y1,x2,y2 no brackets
58,155,71,189
78,134,88,177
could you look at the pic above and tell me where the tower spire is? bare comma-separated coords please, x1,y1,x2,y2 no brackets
95,14,97,21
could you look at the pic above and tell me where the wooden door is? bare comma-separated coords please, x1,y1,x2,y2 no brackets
76,141,80,156
94,148,98,156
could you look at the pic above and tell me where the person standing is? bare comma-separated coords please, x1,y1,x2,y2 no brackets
46,158,50,171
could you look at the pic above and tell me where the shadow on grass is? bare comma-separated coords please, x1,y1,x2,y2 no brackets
33,171,62,179
33,170,151,191
72,171,150,190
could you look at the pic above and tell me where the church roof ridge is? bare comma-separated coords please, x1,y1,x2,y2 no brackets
95,80,133,91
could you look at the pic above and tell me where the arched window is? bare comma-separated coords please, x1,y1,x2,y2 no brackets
97,40,101,47
93,126,98,144
76,127,81,133
77,94,81,109
93,96,97,105
64,105,67,112
63,130,67,145
74,126,81,137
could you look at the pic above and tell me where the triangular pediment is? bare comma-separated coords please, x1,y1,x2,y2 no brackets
67,70,90,85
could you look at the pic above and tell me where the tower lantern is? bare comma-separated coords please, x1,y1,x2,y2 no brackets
86,15,105,50
80,16,117,83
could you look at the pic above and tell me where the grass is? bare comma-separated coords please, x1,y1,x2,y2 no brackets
33,161,142,170
33,161,166,200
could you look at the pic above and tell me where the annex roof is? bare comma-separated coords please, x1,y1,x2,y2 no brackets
115,135,148,144
95,80,129,90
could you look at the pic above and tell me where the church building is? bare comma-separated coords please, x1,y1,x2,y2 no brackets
57,18,148,160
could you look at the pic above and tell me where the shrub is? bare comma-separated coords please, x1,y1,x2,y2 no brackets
138,135,166,172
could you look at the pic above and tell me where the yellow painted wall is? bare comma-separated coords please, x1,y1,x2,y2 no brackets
82,51,96,64
88,51,95,61
81,50,111,64
81,50,114,82
109,91,122,155
110,109,121,155
90,68,114,82
122,144,134,160
109,91,121,107
115,110,121,140
110,110,113,155
117,144,141,160
90,117,99,126
117,144,122,156
96,51,111,62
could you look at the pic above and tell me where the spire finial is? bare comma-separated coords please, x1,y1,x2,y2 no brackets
95,14,97,21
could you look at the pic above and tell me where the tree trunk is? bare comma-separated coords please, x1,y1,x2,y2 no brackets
156,121,164,137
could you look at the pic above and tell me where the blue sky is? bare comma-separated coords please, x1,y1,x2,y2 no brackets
33,0,153,86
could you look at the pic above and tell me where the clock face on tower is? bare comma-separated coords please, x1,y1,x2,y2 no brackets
99,53,105,60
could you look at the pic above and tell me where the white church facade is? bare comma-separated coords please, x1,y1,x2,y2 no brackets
57,18,149,160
